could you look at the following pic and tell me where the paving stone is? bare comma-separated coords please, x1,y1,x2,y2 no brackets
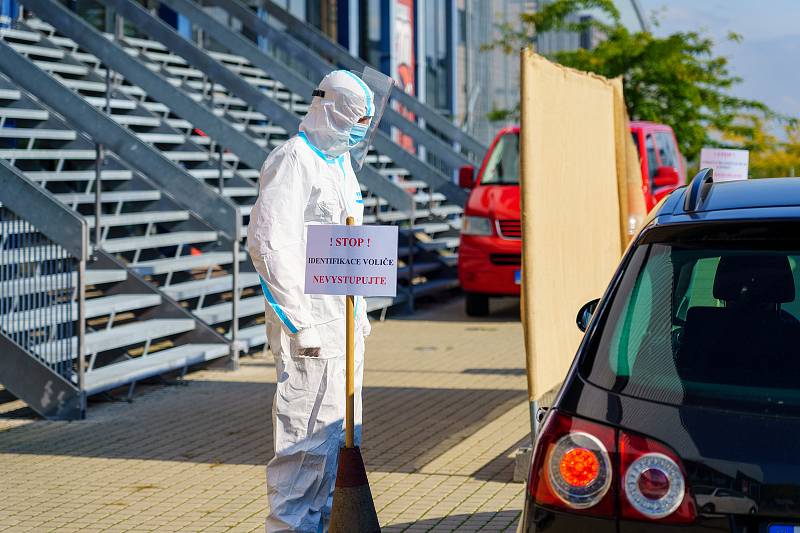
0,298,526,531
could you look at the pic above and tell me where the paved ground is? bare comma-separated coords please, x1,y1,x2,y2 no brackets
0,297,529,532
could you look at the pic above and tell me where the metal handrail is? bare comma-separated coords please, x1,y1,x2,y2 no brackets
245,0,488,160
93,0,417,213
0,158,88,415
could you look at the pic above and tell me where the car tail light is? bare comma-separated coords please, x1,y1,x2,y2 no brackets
529,411,616,517
528,411,696,524
620,431,696,523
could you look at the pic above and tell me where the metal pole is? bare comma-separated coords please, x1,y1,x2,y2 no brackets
407,212,415,313
218,143,224,195
345,216,355,448
93,66,111,251
230,234,240,370
94,144,103,250
77,256,87,418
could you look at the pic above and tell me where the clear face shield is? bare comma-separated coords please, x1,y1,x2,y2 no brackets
349,67,394,171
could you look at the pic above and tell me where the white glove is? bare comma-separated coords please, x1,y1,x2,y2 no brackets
292,327,322,357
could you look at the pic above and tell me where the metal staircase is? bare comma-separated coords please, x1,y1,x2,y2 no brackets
0,0,488,417
25,0,470,305
0,159,229,420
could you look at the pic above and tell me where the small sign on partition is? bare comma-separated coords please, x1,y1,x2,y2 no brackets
699,148,749,182
305,224,399,297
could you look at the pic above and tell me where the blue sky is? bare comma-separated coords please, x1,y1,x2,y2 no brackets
638,0,800,121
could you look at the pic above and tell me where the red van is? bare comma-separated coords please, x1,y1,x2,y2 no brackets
457,122,684,316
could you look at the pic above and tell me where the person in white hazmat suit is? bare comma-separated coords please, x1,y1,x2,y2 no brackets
247,70,374,533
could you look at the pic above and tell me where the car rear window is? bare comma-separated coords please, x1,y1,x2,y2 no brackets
480,133,519,185
581,224,800,416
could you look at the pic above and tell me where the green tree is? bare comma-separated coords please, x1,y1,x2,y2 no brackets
747,122,800,178
488,0,777,162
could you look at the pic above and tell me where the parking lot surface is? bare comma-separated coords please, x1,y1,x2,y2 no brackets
0,297,529,532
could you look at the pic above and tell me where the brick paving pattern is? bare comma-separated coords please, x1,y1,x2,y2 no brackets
0,298,529,532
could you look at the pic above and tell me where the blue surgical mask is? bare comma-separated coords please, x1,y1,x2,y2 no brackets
348,123,369,147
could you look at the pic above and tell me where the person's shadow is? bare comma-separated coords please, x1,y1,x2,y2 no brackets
381,511,520,532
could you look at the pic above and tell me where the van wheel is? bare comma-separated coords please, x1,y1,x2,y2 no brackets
465,293,490,317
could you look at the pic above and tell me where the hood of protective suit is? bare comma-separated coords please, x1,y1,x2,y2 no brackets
300,70,375,158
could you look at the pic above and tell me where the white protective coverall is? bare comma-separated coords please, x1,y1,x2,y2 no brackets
247,70,374,533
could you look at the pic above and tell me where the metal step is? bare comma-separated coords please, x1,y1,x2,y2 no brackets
33,318,196,359
69,51,100,66
366,296,399,313
25,169,133,183
228,324,266,350
413,192,447,204
161,150,216,163
0,88,21,100
0,269,126,296
85,210,190,228
83,96,137,110
33,60,88,76
162,272,260,301
131,251,245,275
24,18,55,33
54,190,161,205
141,101,169,113
111,114,161,127
8,42,65,59
121,36,167,52
137,132,186,144
376,211,412,224
412,222,452,234
0,108,48,120
102,230,218,253
142,50,187,65
397,261,444,280
0,148,96,160
84,343,230,396
166,118,193,130
194,296,264,324
248,124,286,136
417,237,460,251
0,128,76,140
214,187,257,198
47,35,78,49
431,205,464,217
207,50,247,63
56,78,108,92
0,28,41,43
2,293,162,333
188,168,235,179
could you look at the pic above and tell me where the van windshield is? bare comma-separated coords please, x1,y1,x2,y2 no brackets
480,133,519,185
581,225,800,416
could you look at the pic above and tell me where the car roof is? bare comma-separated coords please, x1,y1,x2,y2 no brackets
630,120,673,131
654,177,800,225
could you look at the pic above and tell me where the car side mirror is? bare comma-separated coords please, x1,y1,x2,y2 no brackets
458,165,475,188
576,298,600,332
654,166,679,188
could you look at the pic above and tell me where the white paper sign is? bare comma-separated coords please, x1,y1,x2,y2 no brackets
305,224,398,297
699,148,749,182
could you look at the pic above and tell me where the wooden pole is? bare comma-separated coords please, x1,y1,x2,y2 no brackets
345,215,355,449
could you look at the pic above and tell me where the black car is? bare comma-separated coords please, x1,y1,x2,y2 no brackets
520,170,800,532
